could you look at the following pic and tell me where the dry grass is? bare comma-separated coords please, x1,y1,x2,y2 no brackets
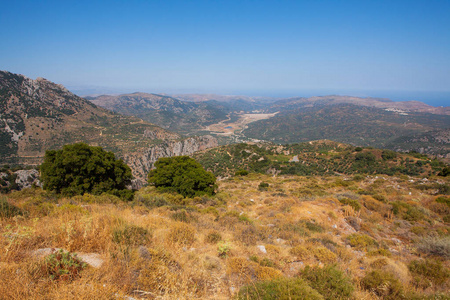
0,173,449,299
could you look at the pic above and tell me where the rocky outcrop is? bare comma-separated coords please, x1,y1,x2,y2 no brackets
125,135,218,185
14,169,42,189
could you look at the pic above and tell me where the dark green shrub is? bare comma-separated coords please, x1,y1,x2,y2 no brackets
438,166,450,177
361,270,405,299
258,182,270,191
44,249,87,281
235,169,249,176
148,156,216,198
409,259,450,287
381,150,397,161
238,277,324,300
40,143,132,199
301,265,354,300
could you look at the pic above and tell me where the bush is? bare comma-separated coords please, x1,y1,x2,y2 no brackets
148,156,216,198
301,265,354,300
409,259,450,287
347,233,378,250
205,230,222,244
171,209,196,223
381,150,397,161
438,166,450,177
44,249,87,281
258,182,270,191
112,224,149,246
40,143,133,199
238,277,324,300
417,237,450,259
0,197,24,218
435,196,450,207
339,198,361,211
235,169,249,176
361,270,405,299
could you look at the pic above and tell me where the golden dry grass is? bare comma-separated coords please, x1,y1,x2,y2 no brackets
0,173,449,299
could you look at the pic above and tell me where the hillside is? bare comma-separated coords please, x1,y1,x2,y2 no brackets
88,93,230,135
267,95,450,115
0,71,180,164
0,71,220,183
1,170,448,299
87,92,450,157
194,140,448,178
243,104,450,158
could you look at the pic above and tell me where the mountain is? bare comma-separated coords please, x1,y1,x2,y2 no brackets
0,71,218,182
88,93,230,134
267,95,450,115
243,103,450,158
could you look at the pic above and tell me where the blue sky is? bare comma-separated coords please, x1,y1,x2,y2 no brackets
1,0,449,104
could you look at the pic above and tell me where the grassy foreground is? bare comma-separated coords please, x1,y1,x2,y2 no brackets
0,173,449,299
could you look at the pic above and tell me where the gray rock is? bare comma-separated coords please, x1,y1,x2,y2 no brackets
14,169,42,189
257,245,267,254
32,248,104,268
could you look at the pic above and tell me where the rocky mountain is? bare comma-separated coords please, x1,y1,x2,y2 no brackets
0,71,218,183
88,93,229,134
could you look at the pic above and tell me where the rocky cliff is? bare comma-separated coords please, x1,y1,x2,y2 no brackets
124,135,218,185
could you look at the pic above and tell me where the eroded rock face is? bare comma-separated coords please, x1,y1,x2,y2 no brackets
125,135,218,186
14,169,42,189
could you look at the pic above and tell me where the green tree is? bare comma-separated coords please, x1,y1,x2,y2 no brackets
40,143,133,198
148,156,216,197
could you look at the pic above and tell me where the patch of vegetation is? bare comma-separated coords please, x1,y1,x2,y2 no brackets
361,270,405,299
112,224,149,247
339,198,361,211
417,237,450,259
347,233,378,250
301,265,354,300
409,259,450,288
258,181,270,191
148,156,216,198
44,249,87,281
238,277,324,300
40,143,133,199
0,197,24,218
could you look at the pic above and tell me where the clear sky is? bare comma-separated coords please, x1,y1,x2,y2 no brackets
1,0,449,104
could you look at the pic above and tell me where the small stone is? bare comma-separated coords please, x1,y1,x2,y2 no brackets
257,245,267,254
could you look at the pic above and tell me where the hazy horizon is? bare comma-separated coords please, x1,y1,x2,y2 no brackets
68,85,450,107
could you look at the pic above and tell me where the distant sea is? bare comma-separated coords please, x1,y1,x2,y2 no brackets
239,89,450,107
71,86,449,108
